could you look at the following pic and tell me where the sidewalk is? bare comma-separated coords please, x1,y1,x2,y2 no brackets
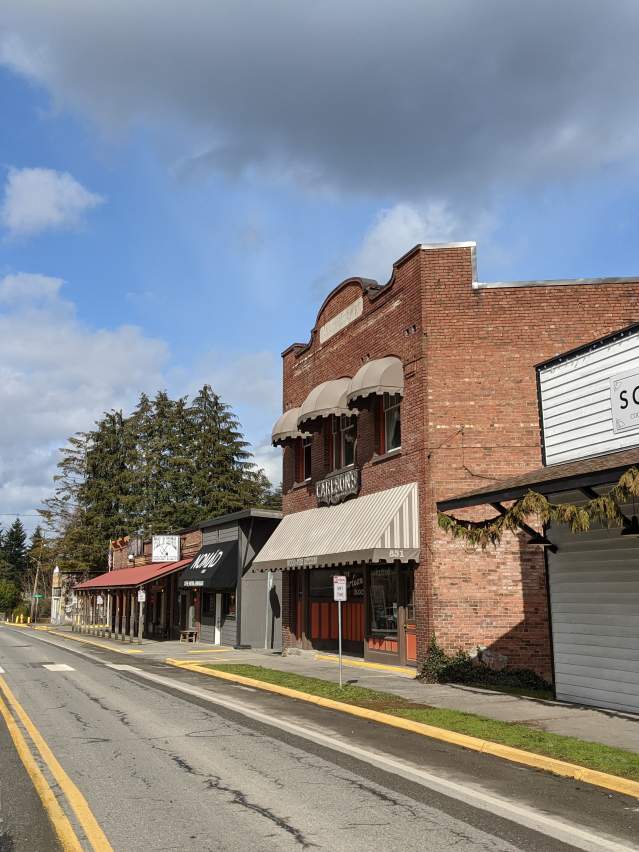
34,623,639,753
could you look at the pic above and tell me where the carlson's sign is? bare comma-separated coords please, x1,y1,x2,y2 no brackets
611,369,639,433
316,468,360,505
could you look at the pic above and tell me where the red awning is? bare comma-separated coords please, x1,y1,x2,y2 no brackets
75,558,192,591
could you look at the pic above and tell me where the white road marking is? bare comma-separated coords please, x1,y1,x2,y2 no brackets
105,664,140,672
42,663,74,672
0,666,5,673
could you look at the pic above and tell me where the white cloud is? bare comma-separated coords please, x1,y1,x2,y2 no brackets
1,167,104,237
0,273,168,526
0,272,63,304
339,201,495,283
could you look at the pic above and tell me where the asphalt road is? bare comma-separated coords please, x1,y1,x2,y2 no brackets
0,626,637,852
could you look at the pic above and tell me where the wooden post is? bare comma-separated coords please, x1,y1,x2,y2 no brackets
115,593,121,641
138,595,145,643
129,592,135,643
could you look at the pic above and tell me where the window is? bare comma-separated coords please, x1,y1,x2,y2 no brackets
295,435,312,482
202,592,215,617
369,567,398,635
377,393,401,454
329,414,357,470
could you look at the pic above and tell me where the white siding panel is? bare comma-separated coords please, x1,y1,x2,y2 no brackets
547,499,639,714
539,328,639,463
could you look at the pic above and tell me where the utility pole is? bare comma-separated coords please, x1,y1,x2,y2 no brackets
30,537,45,624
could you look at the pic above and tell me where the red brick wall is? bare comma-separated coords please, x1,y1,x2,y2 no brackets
279,244,639,679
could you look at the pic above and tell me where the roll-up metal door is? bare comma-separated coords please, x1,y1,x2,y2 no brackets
547,499,639,714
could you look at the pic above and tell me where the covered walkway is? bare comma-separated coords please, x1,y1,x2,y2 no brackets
74,558,192,643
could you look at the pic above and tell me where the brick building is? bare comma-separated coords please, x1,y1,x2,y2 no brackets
254,241,639,678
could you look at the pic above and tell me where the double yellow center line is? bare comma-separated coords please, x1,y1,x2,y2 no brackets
0,675,112,851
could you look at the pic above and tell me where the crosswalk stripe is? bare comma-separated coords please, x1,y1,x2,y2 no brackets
42,664,74,672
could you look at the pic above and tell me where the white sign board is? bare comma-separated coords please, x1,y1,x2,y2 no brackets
319,297,363,344
538,328,639,465
610,369,639,433
96,595,104,605
333,575,347,602
137,589,146,603
152,535,180,563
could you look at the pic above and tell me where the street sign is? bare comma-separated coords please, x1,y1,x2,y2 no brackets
333,575,347,602
333,576,347,688
137,589,146,603
32,594,43,599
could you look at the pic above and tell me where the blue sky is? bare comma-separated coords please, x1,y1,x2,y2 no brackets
2,1,639,534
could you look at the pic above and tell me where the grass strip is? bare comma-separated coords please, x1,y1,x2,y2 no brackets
207,663,639,782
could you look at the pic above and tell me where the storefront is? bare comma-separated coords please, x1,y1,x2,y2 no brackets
253,481,419,666
182,510,283,648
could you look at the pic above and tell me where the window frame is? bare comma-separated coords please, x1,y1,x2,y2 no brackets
377,393,401,454
328,413,357,471
295,435,312,482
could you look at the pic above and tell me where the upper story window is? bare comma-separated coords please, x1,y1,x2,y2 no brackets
328,414,357,471
377,392,401,454
295,435,312,482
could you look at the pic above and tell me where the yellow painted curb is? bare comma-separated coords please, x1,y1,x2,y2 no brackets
166,659,639,801
0,676,113,850
314,653,415,677
0,688,83,851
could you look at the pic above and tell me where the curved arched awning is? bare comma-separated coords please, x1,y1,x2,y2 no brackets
346,356,404,407
271,407,310,447
297,378,352,430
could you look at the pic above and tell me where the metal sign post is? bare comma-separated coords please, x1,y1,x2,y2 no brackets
333,575,347,688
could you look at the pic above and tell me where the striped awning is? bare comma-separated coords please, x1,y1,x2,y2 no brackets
253,482,419,571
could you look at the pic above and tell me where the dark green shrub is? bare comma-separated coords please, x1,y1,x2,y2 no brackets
418,634,552,696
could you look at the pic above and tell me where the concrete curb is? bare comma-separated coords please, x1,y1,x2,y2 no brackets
166,659,639,801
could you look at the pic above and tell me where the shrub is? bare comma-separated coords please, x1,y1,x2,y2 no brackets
418,634,552,695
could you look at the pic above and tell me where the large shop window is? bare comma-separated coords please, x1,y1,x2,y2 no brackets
328,414,357,471
377,393,401,454
295,436,312,482
369,567,398,636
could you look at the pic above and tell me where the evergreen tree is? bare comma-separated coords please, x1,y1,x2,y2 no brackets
3,519,28,586
40,384,277,563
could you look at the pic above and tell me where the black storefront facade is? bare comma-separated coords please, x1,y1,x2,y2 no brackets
179,510,283,649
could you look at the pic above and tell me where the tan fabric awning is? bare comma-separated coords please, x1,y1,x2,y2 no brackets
297,378,352,429
252,482,419,571
271,407,310,447
346,357,404,406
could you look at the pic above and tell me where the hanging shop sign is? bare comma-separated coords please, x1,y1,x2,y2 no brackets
316,468,360,506
137,589,146,603
151,535,180,563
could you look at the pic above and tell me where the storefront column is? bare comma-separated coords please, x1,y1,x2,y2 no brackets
121,592,128,642
128,592,135,643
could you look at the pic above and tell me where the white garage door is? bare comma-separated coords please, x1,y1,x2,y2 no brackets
547,502,639,714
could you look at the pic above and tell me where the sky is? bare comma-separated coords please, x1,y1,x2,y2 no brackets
2,1,639,535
